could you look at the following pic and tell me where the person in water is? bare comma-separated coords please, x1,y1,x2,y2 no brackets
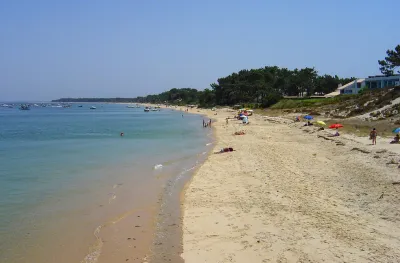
370,128,377,145
120,132,124,137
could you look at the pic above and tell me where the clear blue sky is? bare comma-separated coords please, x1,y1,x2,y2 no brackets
0,0,399,101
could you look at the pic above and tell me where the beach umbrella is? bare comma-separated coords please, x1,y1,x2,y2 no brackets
329,124,343,129
316,121,326,126
304,115,313,120
392,127,400,133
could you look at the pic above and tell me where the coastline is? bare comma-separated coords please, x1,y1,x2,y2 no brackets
87,105,215,263
181,109,400,262
137,103,217,262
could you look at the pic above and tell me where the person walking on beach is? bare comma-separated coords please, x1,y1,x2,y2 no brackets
370,128,377,145
203,119,205,127
209,119,212,127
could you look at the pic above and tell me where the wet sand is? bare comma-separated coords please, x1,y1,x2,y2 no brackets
182,110,400,262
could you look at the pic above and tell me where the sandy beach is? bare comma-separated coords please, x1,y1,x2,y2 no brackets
182,108,400,262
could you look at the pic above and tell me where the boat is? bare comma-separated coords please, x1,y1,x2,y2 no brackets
127,105,136,108
19,104,30,110
90,106,96,110
78,105,83,108
144,107,150,112
151,108,159,111
1,104,13,108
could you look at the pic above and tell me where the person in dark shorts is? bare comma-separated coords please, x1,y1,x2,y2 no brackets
370,128,377,145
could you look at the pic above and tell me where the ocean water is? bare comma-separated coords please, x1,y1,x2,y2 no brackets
0,104,211,263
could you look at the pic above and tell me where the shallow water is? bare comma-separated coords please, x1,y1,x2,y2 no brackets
0,104,210,262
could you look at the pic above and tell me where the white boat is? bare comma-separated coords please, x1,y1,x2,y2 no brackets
90,106,96,110
127,105,135,108
151,108,159,111
144,107,150,112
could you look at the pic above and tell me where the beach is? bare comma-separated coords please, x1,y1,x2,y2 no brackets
182,109,400,262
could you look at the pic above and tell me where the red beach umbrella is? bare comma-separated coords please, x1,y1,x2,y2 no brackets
329,124,343,129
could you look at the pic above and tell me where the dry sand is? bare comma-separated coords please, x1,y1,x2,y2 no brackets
182,109,400,262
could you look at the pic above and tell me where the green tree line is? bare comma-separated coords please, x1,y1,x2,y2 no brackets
54,66,355,107
131,66,355,107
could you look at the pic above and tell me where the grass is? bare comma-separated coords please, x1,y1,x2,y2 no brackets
270,95,355,109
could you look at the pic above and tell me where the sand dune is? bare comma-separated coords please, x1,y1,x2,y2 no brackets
182,110,400,262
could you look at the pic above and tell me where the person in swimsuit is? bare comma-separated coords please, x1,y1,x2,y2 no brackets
370,128,377,145
390,133,400,144
214,147,235,154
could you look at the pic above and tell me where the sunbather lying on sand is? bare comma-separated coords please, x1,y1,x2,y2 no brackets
234,131,245,135
328,131,340,137
390,134,400,144
214,147,235,154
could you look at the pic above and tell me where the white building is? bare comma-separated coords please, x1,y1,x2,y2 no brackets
339,78,365,95
325,74,400,97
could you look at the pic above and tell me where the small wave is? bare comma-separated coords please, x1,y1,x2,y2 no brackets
108,193,116,204
112,183,123,189
81,226,103,263
154,164,163,170
206,142,212,146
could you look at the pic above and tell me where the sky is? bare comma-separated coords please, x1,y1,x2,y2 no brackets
0,0,399,101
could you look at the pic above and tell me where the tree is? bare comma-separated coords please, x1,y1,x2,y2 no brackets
378,44,400,76
53,65,355,108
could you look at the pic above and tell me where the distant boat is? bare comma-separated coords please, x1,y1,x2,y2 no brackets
151,108,159,111
19,104,30,110
1,104,13,108
144,107,150,112
127,105,136,108
90,106,96,110
78,105,83,108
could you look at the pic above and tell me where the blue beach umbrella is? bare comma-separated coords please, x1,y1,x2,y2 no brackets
393,127,400,133
303,115,313,120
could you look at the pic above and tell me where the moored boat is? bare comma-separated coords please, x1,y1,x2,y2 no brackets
144,107,150,112
19,104,30,110
90,106,96,110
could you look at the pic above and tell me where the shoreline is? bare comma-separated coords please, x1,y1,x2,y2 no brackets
181,109,400,262
94,105,214,263
139,103,217,262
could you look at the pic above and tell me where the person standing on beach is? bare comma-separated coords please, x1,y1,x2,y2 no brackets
370,128,377,145
203,119,205,127
209,119,212,127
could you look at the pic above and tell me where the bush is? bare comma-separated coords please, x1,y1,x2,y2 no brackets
261,93,283,108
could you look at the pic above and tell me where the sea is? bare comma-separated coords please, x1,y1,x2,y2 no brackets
0,103,212,263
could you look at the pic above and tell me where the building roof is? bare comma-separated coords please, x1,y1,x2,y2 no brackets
367,74,400,78
337,79,364,90
324,91,340,98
